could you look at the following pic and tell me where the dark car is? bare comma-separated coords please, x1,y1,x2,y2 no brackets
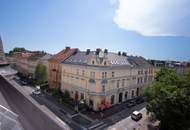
21,81,27,85
135,97,144,104
131,111,142,121
126,100,136,108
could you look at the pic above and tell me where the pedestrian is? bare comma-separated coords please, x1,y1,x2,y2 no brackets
100,111,104,118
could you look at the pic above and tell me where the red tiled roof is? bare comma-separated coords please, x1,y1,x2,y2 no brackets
49,48,78,63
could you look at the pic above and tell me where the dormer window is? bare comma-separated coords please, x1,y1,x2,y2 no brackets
92,60,95,65
104,61,107,66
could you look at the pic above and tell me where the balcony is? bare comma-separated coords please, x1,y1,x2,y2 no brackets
88,91,106,96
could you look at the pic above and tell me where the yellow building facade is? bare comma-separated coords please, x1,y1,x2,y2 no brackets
60,49,155,111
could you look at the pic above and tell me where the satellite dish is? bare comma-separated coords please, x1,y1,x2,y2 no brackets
99,51,104,58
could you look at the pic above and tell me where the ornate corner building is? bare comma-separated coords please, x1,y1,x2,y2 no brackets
48,48,156,111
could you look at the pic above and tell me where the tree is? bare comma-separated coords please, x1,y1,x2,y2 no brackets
13,47,25,52
34,63,48,85
144,68,190,130
62,90,70,99
9,47,26,55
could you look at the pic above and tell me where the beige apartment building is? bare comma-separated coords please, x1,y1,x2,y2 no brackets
60,49,155,111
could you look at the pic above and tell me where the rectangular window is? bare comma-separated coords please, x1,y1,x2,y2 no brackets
137,77,140,84
82,70,85,76
117,80,120,88
102,72,105,79
105,72,107,78
122,79,125,87
76,69,79,75
112,72,115,77
131,90,135,98
90,72,95,79
102,72,107,79
80,93,84,100
102,85,105,92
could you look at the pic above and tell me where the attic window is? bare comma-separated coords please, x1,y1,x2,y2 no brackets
92,60,95,65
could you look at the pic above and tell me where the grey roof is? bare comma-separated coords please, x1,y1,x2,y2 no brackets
39,54,52,61
107,52,131,66
128,56,152,68
64,51,90,65
63,51,152,68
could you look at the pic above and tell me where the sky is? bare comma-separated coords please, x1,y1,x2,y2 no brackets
0,0,190,61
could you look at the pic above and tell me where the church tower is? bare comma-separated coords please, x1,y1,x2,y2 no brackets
0,36,7,64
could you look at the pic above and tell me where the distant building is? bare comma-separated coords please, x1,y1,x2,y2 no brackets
0,37,17,76
0,37,7,65
6,49,52,77
48,48,156,111
148,59,190,75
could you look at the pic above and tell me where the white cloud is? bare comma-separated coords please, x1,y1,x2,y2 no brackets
114,0,190,36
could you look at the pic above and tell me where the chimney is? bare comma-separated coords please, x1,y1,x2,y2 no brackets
96,48,101,55
104,49,108,54
86,49,90,55
122,52,127,56
118,51,121,56
65,46,70,51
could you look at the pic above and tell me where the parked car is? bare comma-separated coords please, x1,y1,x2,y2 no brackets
126,100,136,108
32,89,41,95
21,81,27,85
131,111,142,121
135,97,145,104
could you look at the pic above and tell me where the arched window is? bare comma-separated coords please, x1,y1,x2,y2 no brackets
136,88,139,96
125,91,128,100
131,90,135,98
92,60,95,65
111,95,115,104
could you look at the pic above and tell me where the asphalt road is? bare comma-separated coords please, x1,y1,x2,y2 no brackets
0,76,67,130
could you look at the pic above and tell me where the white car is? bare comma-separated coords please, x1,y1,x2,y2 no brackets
131,111,142,121
32,89,41,95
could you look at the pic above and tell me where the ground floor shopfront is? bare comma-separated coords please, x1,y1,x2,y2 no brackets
61,82,144,111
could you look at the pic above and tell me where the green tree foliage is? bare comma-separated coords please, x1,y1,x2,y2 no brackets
13,47,25,52
9,47,26,54
34,63,48,85
62,90,70,99
145,68,190,130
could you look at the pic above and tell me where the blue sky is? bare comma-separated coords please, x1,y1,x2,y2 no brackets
0,0,190,61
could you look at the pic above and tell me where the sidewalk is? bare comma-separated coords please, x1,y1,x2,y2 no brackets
4,76,71,130
0,91,23,130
